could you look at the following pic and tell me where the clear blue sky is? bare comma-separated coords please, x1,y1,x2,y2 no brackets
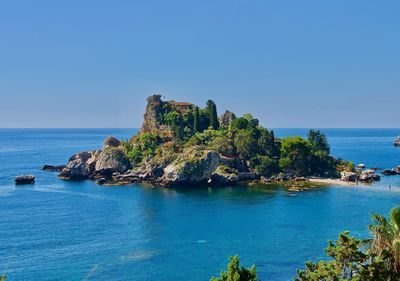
1,0,399,128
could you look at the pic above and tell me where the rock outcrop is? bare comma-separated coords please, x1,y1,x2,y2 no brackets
209,165,239,185
103,136,120,148
359,169,380,182
95,148,130,177
15,175,35,184
357,163,365,169
382,166,400,175
394,136,400,147
59,151,94,180
340,170,380,182
42,165,66,172
58,136,130,180
161,147,222,185
219,111,236,128
341,172,359,182
140,95,165,133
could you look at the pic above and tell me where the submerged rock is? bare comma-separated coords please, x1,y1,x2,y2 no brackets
394,136,400,147
97,178,107,185
260,176,272,184
382,166,400,176
15,175,35,184
42,165,66,172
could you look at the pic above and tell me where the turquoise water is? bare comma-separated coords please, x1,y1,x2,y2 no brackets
0,129,400,280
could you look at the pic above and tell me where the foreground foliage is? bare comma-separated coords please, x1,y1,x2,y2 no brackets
212,208,400,281
210,255,258,281
368,207,400,277
296,207,400,281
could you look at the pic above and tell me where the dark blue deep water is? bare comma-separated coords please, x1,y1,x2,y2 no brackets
1,128,400,281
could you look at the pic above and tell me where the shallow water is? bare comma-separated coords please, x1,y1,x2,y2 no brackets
0,128,400,280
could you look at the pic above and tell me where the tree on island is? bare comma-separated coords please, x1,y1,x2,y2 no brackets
307,130,330,155
279,137,311,176
210,255,258,281
164,111,184,141
193,106,201,133
207,99,220,130
120,95,355,185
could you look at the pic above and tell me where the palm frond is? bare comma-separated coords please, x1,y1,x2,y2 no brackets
390,207,400,232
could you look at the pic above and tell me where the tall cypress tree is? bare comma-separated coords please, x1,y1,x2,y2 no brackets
206,100,219,130
193,106,200,133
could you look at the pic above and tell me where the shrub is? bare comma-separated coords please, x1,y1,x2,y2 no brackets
231,117,249,131
209,135,235,156
234,130,258,159
210,255,258,281
126,146,142,166
257,128,276,157
279,137,311,175
336,159,355,172
251,155,280,177
295,208,400,280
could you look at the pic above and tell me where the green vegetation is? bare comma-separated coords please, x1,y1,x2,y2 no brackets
210,255,258,281
296,207,400,280
213,207,400,281
207,99,220,130
337,159,356,173
125,96,354,178
123,132,161,166
194,106,200,133
251,155,279,177
279,136,311,175
368,207,400,277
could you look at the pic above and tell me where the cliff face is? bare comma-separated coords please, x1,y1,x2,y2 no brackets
161,147,222,184
140,95,165,133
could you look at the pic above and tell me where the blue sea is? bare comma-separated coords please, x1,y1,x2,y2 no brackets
1,128,400,281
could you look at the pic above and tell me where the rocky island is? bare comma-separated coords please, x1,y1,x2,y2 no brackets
56,95,365,186
394,136,400,147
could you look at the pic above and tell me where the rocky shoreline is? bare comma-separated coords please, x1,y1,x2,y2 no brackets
43,135,390,188
40,96,399,189
53,136,259,186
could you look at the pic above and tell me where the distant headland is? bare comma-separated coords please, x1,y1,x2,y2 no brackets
51,95,381,186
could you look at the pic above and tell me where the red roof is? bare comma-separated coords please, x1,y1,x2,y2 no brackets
172,102,193,106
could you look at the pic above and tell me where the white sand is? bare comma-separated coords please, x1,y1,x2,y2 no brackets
308,177,359,186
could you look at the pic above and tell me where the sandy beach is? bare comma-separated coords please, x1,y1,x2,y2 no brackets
308,177,359,186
